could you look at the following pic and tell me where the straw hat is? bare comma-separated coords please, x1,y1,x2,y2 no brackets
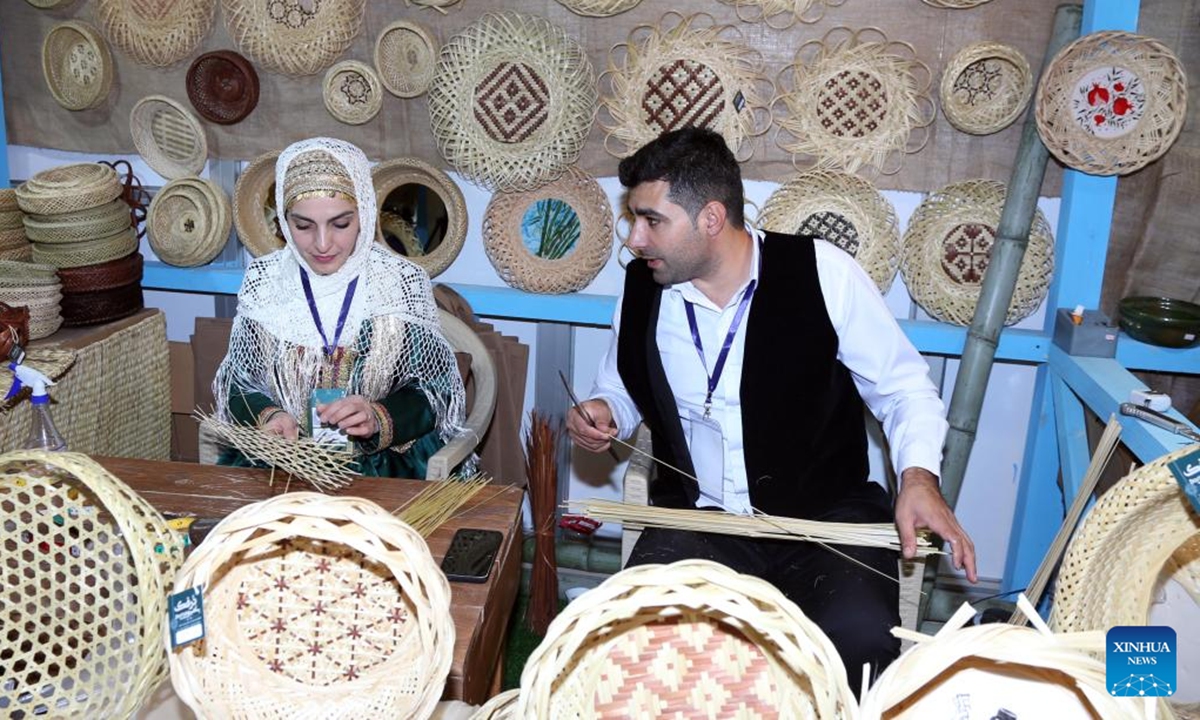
323,60,383,125
600,12,772,162
428,11,597,192
41,21,114,111
715,0,843,29
1036,30,1187,176
232,149,285,257
371,156,467,278
130,95,208,180
147,177,232,267
186,50,260,124
375,20,438,98
759,169,900,293
899,179,1054,326
940,41,1033,135
222,0,366,77
552,0,642,17
95,0,217,68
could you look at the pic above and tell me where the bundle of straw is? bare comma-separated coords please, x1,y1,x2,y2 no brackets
196,411,356,492
525,410,560,635
393,473,491,537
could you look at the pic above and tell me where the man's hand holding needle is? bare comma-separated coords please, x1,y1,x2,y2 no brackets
560,371,622,460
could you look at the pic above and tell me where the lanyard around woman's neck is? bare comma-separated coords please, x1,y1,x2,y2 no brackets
299,270,359,356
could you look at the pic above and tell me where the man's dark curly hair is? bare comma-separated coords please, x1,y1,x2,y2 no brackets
617,127,744,227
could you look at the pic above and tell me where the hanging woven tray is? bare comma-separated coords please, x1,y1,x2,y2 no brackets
60,282,144,326
371,156,467,278
233,149,285,257
95,0,217,68
186,49,260,125
374,20,438,98
941,41,1033,135
31,226,139,269
130,95,208,180
553,0,642,17
323,60,383,125
221,0,366,77
16,163,122,216
57,250,144,293
715,0,842,29
41,20,114,111
147,177,231,267
482,166,613,294
21,198,131,245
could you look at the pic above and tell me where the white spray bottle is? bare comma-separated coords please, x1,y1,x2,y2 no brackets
5,361,67,451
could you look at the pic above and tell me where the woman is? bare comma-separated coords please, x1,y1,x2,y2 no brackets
214,137,466,478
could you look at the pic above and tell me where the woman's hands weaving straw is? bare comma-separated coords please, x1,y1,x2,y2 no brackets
317,394,380,438
894,466,977,582
262,411,300,441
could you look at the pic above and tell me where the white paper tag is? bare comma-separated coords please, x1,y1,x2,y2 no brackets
688,410,725,506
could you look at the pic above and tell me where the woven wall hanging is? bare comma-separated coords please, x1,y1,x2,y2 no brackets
920,0,994,6
0,450,182,719
232,149,284,257
147,177,232,267
759,169,901,293
940,41,1033,135
41,21,113,111
371,157,467,278
482,166,613,294
1036,30,1187,176
775,26,935,175
130,95,208,180
375,20,438,98
899,179,1054,326
323,59,383,125
552,0,641,17
95,0,216,68
186,50,260,125
600,12,772,162
221,0,366,77
15,163,122,216
428,11,597,192
168,493,454,720
716,0,845,29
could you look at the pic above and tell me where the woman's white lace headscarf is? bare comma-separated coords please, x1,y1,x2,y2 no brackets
214,137,466,447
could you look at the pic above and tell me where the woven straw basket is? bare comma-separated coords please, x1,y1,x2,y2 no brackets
941,41,1033,135
15,163,122,216
31,226,139,269
186,50,260,125
22,198,131,245
553,0,642,17
759,169,900,293
148,177,232,267
233,150,284,257
0,259,58,286
716,0,843,29
0,226,27,250
0,246,33,262
371,156,467,278
0,450,182,719
0,210,24,233
900,179,1054,326
483,167,613,294
169,492,454,719
57,251,145,326
130,95,208,180
95,0,216,68
41,21,114,111
517,559,857,718
471,689,519,719
0,189,18,212
0,280,64,340
56,250,142,293
1036,31,1187,176
323,60,383,125
428,11,597,192
222,0,366,77
600,12,772,162
375,20,439,98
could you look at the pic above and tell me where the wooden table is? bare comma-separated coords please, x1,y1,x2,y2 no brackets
96,456,524,705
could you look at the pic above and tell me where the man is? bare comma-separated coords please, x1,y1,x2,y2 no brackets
566,127,977,691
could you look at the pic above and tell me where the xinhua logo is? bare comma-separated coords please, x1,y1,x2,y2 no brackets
1106,626,1175,697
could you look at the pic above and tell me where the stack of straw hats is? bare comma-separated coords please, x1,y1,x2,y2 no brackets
0,190,32,262
0,260,64,340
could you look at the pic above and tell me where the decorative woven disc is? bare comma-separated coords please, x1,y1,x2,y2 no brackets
1036,31,1187,176
221,0,366,77
323,60,383,125
187,50,260,124
95,0,217,68
233,149,285,257
899,179,1054,326
716,0,845,29
428,11,597,192
759,169,900,292
130,95,208,180
601,12,772,161
374,20,438,98
920,0,993,6
147,177,232,267
15,163,122,216
41,21,114,111
371,157,467,278
483,167,613,294
552,0,642,17
775,27,935,175
940,41,1033,135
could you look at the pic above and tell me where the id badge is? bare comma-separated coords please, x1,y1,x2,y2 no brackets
688,409,724,504
310,388,349,448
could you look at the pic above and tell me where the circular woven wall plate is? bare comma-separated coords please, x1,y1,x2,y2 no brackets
371,157,467,278
483,167,613,294
940,41,1033,135
921,0,993,6
233,149,284,257
16,163,122,215
41,21,114,111
716,0,843,29
0,451,182,720
553,0,641,17
1036,30,1187,176
758,169,900,292
899,179,1054,326
186,50,260,124
148,177,232,267
95,0,216,68
169,493,454,719
222,0,366,77
323,60,382,125
428,11,597,192
775,27,935,175
600,12,772,162
130,95,208,180
374,20,438,98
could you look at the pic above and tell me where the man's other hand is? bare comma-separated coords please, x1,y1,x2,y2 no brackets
565,399,618,453
894,467,978,583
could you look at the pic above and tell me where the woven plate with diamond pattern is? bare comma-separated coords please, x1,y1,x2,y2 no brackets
169,492,454,720
222,0,365,77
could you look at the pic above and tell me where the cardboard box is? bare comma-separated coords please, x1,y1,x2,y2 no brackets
169,341,199,462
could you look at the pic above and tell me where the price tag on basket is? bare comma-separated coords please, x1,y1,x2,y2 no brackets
1167,447,1200,514
168,585,207,649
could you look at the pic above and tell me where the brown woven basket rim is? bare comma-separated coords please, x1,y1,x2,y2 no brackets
186,49,260,125
60,281,144,326
56,250,144,292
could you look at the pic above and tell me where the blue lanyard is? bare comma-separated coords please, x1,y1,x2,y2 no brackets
299,271,358,356
683,278,757,418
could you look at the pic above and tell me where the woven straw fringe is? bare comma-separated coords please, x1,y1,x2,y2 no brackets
375,20,438,98
941,41,1033,135
900,178,1054,326
222,0,366,77
553,0,642,17
921,0,993,6
42,21,114,111
22,199,131,245
147,177,232,267
96,0,216,68
716,0,845,29
130,95,208,180
759,169,901,293
1036,30,1187,176
233,149,284,257
371,156,467,278
775,27,935,175
31,227,139,269
0,451,182,720
16,163,122,216
483,166,613,294
428,11,597,192
600,12,772,162
323,60,383,125
169,493,454,720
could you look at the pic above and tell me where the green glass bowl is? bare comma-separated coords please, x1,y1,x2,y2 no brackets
1117,296,1200,348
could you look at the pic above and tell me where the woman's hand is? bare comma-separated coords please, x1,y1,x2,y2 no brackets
317,395,380,438
262,411,300,441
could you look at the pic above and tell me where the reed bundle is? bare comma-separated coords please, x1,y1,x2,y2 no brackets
393,472,490,537
196,410,356,491
525,410,560,635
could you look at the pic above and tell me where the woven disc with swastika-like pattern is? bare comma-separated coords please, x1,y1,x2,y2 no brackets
798,210,860,256
817,69,888,138
641,59,725,134
474,62,550,144
940,222,995,284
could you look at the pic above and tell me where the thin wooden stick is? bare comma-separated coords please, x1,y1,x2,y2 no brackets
394,473,490,538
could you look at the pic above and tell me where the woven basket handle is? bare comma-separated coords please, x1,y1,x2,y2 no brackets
0,301,31,359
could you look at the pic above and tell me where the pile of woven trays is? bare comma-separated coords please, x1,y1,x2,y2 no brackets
0,260,63,340
15,163,144,326
0,190,32,262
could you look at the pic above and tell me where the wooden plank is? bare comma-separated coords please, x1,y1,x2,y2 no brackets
1051,374,1090,500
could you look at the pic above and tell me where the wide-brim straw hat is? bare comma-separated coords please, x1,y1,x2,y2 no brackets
186,50,260,124
31,225,139,269
516,559,857,717
428,10,597,192
371,156,467,278
147,177,232,267
323,60,383,125
222,0,366,77
168,492,454,720
95,0,217,68
482,166,613,294
600,12,772,162
375,20,439,98
16,163,122,216
42,20,114,111
899,178,1054,326
22,198,131,245
552,0,642,18
130,95,208,180
232,149,284,257
759,169,901,293
1036,30,1187,176
940,41,1033,135
0,450,182,719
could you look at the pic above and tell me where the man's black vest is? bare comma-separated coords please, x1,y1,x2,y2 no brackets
616,231,878,519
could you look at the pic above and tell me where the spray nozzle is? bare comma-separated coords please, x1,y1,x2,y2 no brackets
6,361,55,404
